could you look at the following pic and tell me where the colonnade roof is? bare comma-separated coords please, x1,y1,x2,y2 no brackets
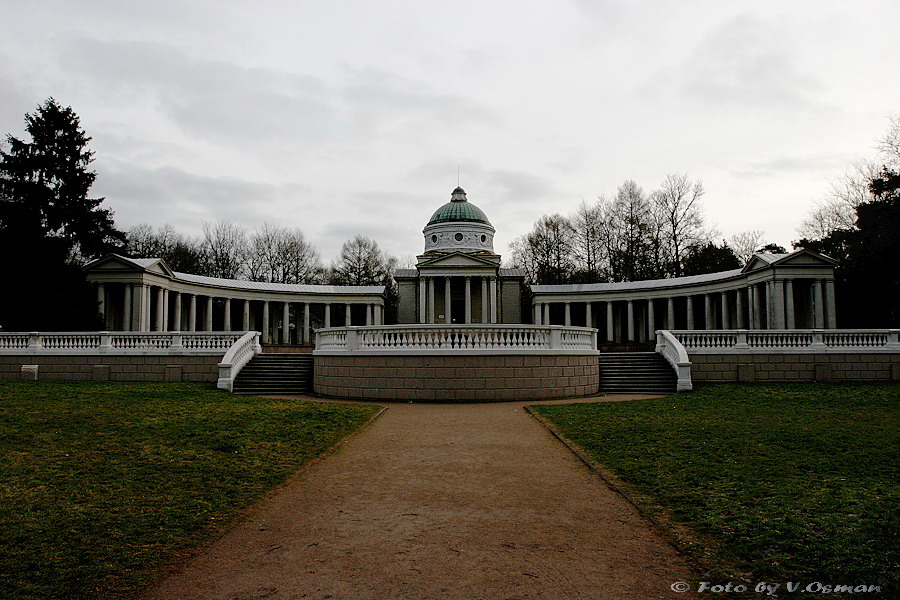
531,268,744,294
532,250,837,295
85,254,385,296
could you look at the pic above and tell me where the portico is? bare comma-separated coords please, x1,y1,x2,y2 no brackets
393,187,525,325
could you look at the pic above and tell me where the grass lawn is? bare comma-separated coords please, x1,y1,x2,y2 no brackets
532,383,899,596
0,381,380,600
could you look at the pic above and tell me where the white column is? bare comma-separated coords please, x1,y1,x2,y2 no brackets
749,286,759,329
224,298,232,331
428,277,435,324
155,287,165,331
303,303,311,343
534,303,541,325
564,302,571,326
490,276,497,324
142,285,151,331
205,297,213,331
366,304,373,326
444,277,451,324
97,284,106,327
721,293,730,329
481,277,488,323
418,277,426,324
686,296,695,330
785,280,795,329
765,281,775,329
585,302,592,328
283,302,292,343
813,280,825,328
242,299,250,331
704,294,713,329
647,299,655,338
131,284,142,331
606,302,614,342
162,289,170,331
173,293,182,331
736,288,745,329
188,294,197,332
374,304,382,325
626,300,635,341
345,303,352,326
773,281,785,329
543,302,550,325
667,297,675,329
259,301,268,343
464,277,471,324
825,279,837,328
123,284,133,331
324,303,331,328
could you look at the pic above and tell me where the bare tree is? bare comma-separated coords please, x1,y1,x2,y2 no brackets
510,214,576,284
125,223,206,274
728,229,765,265
201,219,247,279
651,173,706,277
330,235,395,285
247,224,324,284
797,160,879,239
876,113,900,167
569,200,606,282
606,180,657,282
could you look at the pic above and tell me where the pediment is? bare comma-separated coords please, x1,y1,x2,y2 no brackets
773,249,838,268
742,249,837,273
416,251,500,269
84,254,175,277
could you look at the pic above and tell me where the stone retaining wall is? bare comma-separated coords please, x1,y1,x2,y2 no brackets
314,354,600,401
0,355,222,383
689,353,900,382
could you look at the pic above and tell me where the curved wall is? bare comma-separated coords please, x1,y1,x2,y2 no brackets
314,353,599,401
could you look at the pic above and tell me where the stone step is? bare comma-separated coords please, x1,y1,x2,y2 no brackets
232,353,314,394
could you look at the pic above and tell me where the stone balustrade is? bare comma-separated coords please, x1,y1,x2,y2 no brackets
0,331,247,354
315,324,598,354
670,329,900,353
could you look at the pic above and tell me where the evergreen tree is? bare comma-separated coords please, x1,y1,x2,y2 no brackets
0,98,122,261
0,98,122,329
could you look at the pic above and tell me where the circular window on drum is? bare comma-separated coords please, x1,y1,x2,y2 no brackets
431,234,437,243
481,234,486,242
454,233,464,242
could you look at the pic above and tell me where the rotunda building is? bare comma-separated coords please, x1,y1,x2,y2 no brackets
393,187,526,324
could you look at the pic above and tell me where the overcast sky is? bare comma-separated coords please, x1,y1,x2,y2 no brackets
2,0,898,264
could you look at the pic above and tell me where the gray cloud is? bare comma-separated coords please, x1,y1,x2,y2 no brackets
94,160,278,230
668,15,826,111
729,152,853,179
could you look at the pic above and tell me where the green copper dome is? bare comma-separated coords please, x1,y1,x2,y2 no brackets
427,187,491,225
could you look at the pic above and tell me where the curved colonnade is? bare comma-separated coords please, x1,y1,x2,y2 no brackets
85,255,386,345
531,250,839,343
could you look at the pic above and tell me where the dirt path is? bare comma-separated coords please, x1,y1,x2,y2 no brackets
142,396,698,600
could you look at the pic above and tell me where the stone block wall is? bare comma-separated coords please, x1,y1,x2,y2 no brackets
314,353,600,401
689,353,900,382
0,355,221,383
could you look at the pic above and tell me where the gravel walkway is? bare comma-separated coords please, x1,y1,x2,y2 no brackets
141,396,697,600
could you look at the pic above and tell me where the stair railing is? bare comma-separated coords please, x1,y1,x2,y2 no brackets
217,331,262,392
655,330,693,392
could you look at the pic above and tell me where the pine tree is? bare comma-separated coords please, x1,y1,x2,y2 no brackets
0,97,122,261
0,98,122,329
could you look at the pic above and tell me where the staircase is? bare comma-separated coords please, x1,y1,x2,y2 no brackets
599,352,677,394
232,354,314,395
